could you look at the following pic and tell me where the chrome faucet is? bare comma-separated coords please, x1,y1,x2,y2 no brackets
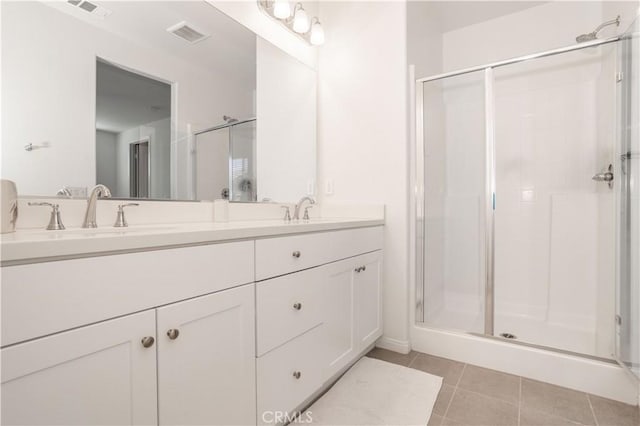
293,196,315,220
82,184,111,228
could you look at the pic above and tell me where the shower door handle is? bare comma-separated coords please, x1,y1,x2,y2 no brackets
592,164,614,188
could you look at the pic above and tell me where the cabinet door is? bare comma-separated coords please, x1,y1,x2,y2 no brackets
354,251,383,351
321,257,357,379
156,284,256,426
1,311,157,426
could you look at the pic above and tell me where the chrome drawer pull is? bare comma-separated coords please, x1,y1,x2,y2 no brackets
141,336,155,348
292,251,301,258
293,302,302,310
167,329,180,340
293,371,302,379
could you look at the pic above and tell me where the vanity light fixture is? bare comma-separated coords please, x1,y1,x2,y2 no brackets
272,0,291,19
291,3,310,33
309,17,325,46
257,1,324,46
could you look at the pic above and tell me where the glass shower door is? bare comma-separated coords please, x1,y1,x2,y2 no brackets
419,71,487,334
616,16,640,378
492,46,618,358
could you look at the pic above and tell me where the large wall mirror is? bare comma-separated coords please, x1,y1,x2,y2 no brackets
1,0,316,203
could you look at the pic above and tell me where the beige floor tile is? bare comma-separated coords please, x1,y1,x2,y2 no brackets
433,385,455,416
440,417,465,426
520,407,584,426
521,379,595,426
457,365,520,405
588,394,640,426
428,413,443,426
445,388,519,426
410,354,465,385
365,348,418,367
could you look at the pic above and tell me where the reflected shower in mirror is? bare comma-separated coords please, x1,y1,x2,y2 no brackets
195,118,257,202
95,60,171,199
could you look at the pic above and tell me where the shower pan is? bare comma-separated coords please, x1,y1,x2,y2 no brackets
415,16,639,381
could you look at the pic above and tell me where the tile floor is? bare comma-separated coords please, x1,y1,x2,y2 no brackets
366,348,640,426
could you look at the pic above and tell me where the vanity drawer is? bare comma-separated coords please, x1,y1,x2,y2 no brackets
256,267,324,356
255,226,383,280
1,241,254,347
256,325,325,424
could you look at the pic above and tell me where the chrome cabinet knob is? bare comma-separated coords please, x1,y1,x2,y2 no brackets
293,371,302,379
141,336,155,348
292,251,301,258
362,265,366,272
293,302,302,310
167,329,180,340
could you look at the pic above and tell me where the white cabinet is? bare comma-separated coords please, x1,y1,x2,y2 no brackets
1,284,256,426
354,251,383,351
1,311,158,426
157,284,256,426
1,225,384,426
255,249,383,422
322,250,383,378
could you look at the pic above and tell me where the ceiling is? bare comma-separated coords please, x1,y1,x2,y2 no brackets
420,1,548,32
96,60,171,133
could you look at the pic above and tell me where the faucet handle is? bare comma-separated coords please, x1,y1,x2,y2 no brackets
281,205,292,222
28,202,65,230
114,203,139,228
303,205,314,221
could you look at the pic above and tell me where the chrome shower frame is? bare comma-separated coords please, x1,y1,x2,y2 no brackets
414,36,620,338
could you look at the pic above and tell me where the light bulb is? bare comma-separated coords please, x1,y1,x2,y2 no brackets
310,20,324,45
273,1,291,19
292,6,310,33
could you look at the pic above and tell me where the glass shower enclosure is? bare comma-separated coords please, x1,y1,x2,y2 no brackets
416,18,639,373
194,118,257,202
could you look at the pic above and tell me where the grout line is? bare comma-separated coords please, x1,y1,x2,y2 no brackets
587,394,599,426
407,351,420,368
455,363,467,388
517,377,522,426
442,363,467,420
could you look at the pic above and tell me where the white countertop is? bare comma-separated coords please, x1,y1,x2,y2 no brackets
0,218,384,265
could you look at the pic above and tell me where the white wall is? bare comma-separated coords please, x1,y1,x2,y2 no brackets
317,1,409,352
1,1,253,198
256,38,317,203
208,0,318,70
95,130,118,192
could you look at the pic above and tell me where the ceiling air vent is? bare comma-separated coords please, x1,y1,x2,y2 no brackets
66,0,111,18
167,21,210,44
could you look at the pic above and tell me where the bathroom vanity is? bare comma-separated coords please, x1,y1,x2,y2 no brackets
0,220,384,425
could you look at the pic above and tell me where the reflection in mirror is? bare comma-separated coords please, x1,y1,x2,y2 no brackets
96,60,172,199
1,1,317,203
195,118,257,202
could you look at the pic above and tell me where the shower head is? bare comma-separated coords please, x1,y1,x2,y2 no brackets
576,15,620,43
223,115,238,124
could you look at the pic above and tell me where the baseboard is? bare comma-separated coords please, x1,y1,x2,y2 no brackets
375,336,411,354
